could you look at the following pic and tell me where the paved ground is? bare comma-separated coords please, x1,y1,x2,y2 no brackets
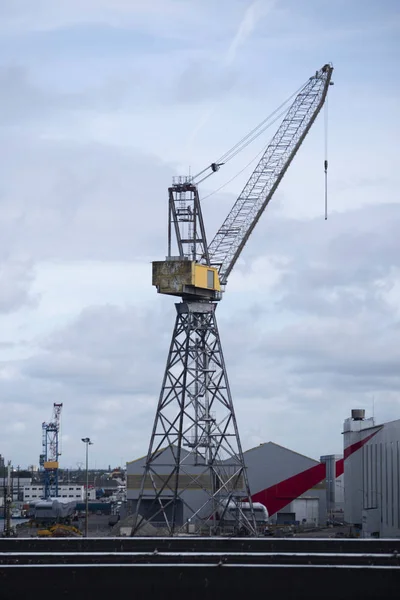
14,514,113,538
13,517,351,539
295,526,350,538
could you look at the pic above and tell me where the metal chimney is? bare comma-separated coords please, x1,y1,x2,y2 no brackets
351,409,365,421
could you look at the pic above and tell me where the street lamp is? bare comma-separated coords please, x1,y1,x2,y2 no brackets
81,438,93,537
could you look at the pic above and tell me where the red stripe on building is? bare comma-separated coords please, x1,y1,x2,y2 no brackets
343,430,380,459
251,428,381,516
251,462,326,516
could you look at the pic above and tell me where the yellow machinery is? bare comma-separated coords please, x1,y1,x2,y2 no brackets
152,260,221,300
43,461,59,470
37,524,82,537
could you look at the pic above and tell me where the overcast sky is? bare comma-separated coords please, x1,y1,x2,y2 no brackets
0,0,399,470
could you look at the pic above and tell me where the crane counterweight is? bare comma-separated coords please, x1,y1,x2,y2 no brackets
152,260,221,300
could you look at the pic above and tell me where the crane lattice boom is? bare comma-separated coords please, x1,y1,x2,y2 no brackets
40,402,63,499
208,64,333,284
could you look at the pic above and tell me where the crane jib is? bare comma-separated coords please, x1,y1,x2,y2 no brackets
207,63,333,285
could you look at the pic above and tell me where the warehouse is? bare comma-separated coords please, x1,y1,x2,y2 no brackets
127,410,400,536
243,442,326,525
127,442,329,527
343,409,400,538
22,485,96,502
127,446,219,527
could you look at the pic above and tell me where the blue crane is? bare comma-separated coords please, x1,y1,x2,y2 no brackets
39,403,63,499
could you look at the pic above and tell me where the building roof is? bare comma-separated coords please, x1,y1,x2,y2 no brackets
126,447,170,465
243,442,319,465
127,442,321,468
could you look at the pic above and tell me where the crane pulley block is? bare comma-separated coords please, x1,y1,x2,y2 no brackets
152,259,221,300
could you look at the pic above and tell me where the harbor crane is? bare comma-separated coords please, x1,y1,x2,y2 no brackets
39,403,63,499
133,64,334,536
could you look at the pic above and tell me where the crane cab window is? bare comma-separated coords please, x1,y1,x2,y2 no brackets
207,270,214,289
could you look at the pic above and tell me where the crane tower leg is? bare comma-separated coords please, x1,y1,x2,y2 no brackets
133,301,256,536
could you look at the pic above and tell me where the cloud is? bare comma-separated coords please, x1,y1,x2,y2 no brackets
27,304,171,394
0,135,173,263
2,199,400,465
175,62,237,105
0,303,174,465
1,0,399,469
0,260,37,313
225,0,276,66
0,65,161,127
0,0,192,34
185,0,277,148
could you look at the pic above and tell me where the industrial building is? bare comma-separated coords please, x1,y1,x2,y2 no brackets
127,442,331,528
22,485,96,502
128,447,223,527
128,412,400,535
1,477,32,502
343,409,400,538
244,443,327,525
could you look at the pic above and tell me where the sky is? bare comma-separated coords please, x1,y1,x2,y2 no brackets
0,0,399,470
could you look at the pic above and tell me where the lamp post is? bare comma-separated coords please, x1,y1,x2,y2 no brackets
4,461,12,537
81,438,93,538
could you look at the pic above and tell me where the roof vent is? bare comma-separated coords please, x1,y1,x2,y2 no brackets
351,409,365,421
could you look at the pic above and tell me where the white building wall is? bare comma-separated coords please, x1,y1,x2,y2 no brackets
278,498,319,525
23,485,87,501
343,414,377,527
335,473,345,509
343,413,400,538
297,497,319,525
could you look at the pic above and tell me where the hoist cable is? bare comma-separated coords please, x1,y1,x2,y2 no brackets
199,105,292,200
217,103,291,164
324,95,329,220
215,79,309,165
191,78,309,182
201,145,267,201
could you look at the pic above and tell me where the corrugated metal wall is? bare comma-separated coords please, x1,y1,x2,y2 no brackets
344,417,400,538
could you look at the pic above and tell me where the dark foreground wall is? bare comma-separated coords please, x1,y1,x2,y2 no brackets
1,537,399,600
1,564,399,600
